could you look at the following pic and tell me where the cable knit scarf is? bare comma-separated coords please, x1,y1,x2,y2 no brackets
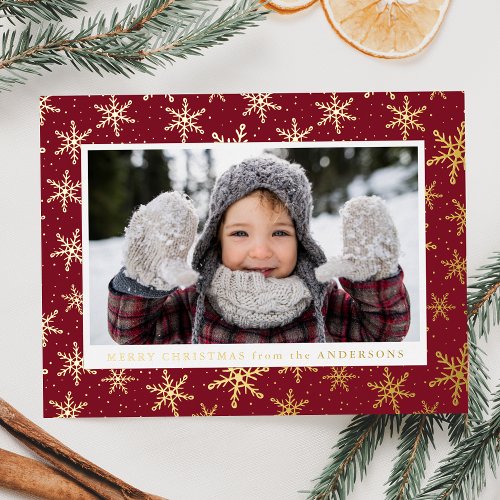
206,265,312,329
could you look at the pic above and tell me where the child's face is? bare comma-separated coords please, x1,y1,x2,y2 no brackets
219,192,298,278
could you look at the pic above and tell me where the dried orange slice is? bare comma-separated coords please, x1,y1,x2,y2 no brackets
265,0,319,14
321,0,450,58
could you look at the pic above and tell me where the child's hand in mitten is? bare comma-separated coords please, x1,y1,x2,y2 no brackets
315,196,400,283
124,192,199,290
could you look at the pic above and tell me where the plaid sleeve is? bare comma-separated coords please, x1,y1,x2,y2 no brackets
325,268,411,342
107,279,196,345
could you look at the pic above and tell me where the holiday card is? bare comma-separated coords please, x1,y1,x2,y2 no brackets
40,92,467,417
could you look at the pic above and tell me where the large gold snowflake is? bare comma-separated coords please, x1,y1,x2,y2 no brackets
386,95,426,140
424,180,443,210
212,123,247,143
441,249,466,284
55,120,92,165
367,367,415,413
61,284,83,315
192,403,218,417
426,121,465,185
278,366,318,383
147,370,194,416
165,97,206,142
49,391,88,418
427,292,456,321
50,229,82,271
322,366,358,392
57,342,96,386
445,198,466,236
315,93,356,134
39,96,60,126
242,93,282,123
270,388,309,416
94,95,135,137
429,343,468,406
42,309,63,347
46,170,81,213
101,369,136,394
208,367,269,408
276,117,314,142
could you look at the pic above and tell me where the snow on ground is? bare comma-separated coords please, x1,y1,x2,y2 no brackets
89,191,420,345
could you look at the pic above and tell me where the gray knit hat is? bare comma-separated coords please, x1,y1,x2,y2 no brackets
191,154,329,343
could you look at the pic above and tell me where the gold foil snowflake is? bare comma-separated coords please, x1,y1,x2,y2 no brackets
429,343,468,406
386,95,426,140
147,370,194,416
50,229,82,271
276,117,314,142
367,367,416,413
424,180,443,210
426,121,465,185
208,367,269,408
425,223,437,251
212,123,247,143
39,96,60,126
242,93,282,123
417,401,440,414
164,97,206,142
278,366,318,383
441,249,466,284
192,403,218,417
430,91,447,100
270,388,309,416
364,91,396,100
46,170,81,213
315,93,357,134
57,342,96,386
42,309,63,347
209,94,225,103
61,284,83,315
427,293,456,321
322,366,358,392
101,369,136,394
54,120,92,164
49,391,88,418
94,95,136,137
445,198,466,236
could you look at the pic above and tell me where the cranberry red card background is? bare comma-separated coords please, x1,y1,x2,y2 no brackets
40,92,466,417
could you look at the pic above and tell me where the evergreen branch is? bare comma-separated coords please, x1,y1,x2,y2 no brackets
385,415,441,500
0,0,86,23
0,0,268,91
304,415,402,500
415,384,500,500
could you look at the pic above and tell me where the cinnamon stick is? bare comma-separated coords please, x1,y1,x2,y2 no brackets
0,398,167,500
0,448,99,500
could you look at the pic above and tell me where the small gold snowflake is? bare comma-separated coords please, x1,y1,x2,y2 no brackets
315,93,357,134
445,198,466,236
54,120,92,165
39,96,60,126
49,391,88,418
209,94,225,103
364,91,396,100
441,249,466,284
429,343,468,406
426,121,465,185
367,367,415,413
427,292,456,321
50,229,82,271
46,170,82,213
61,284,83,315
322,367,358,392
424,180,443,210
430,91,447,100
270,388,309,416
278,366,318,384
386,95,426,140
94,95,135,137
276,118,314,142
192,403,218,417
101,369,136,394
212,123,247,143
417,401,440,414
242,93,282,123
208,367,269,408
143,94,174,102
164,97,206,143
57,342,96,386
42,309,63,347
147,370,194,416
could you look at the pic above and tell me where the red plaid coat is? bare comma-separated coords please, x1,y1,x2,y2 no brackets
108,270,410,344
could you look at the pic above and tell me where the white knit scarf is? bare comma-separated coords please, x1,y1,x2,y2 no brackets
206,265,312,329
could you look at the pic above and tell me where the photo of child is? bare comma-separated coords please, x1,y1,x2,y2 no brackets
89,147,418,345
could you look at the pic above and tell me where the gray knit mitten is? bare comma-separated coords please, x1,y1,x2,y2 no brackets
123,191,199,290
315,196,400,283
